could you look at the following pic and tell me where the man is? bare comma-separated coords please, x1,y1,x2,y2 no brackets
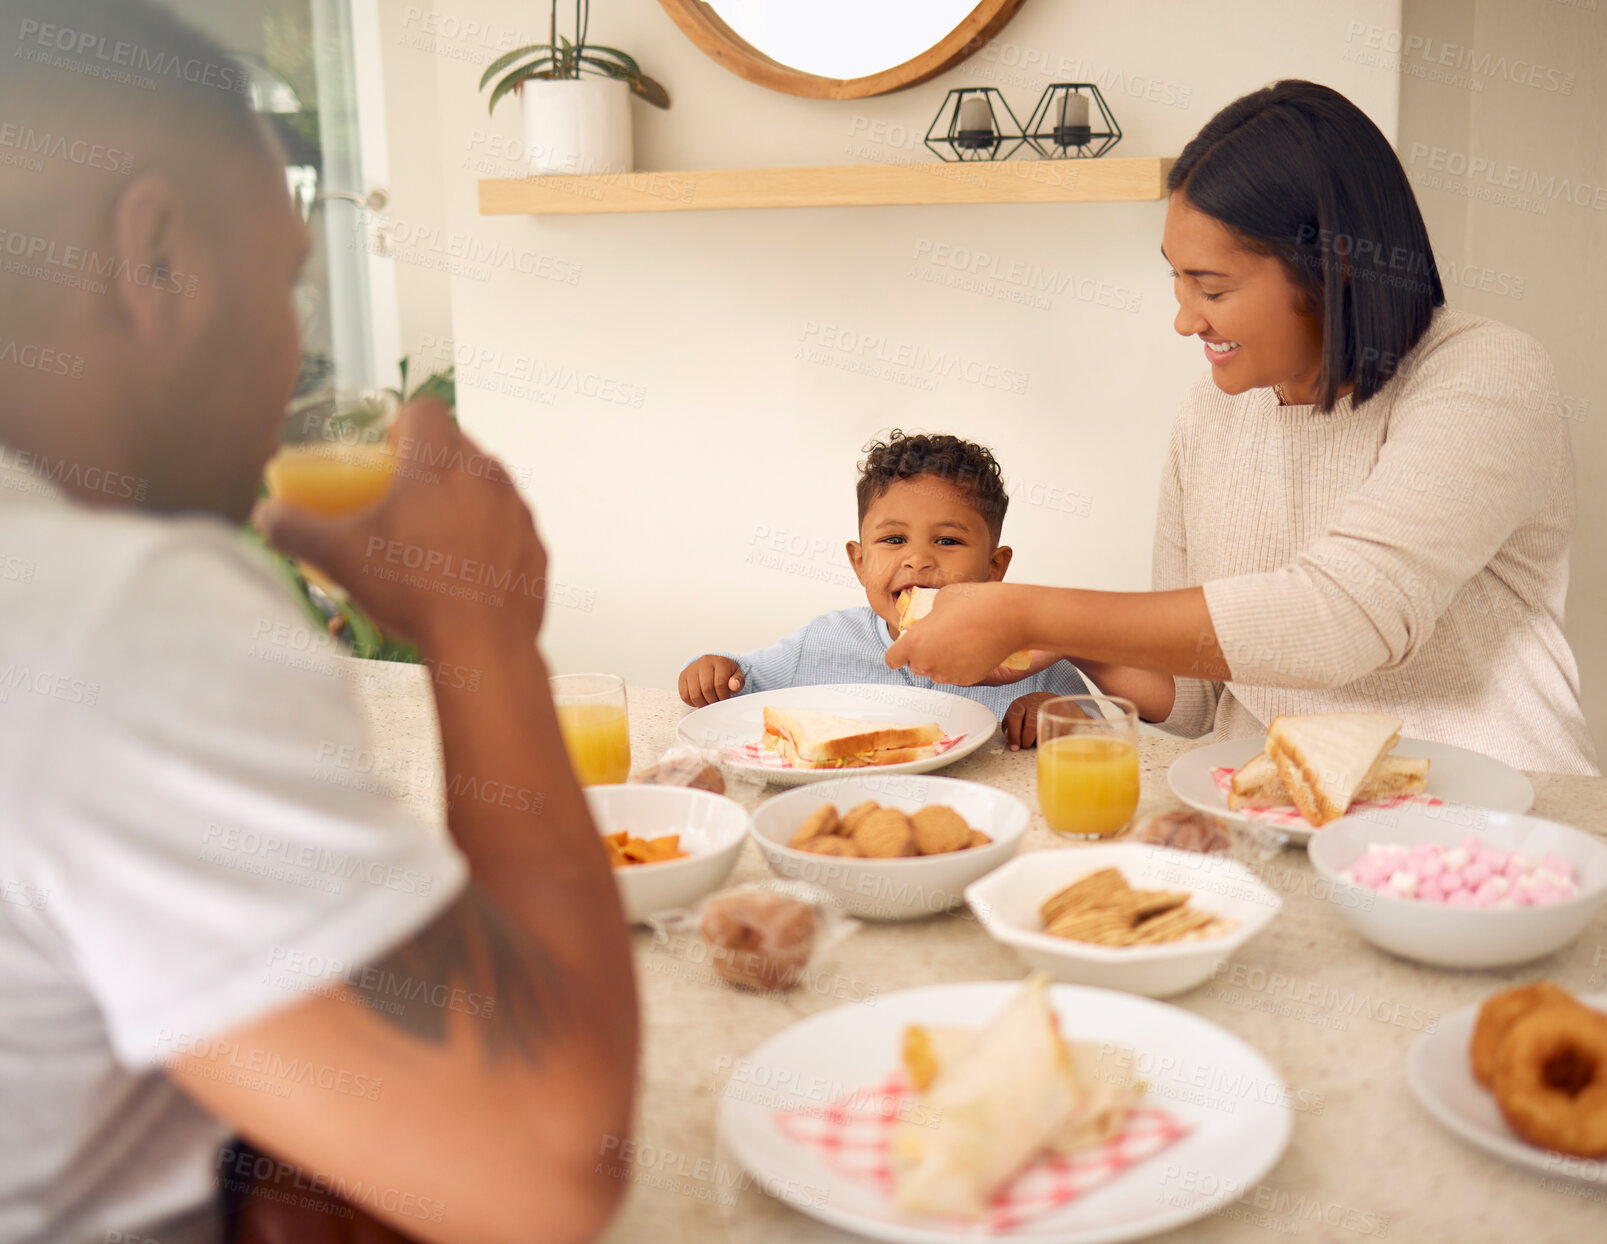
0,2,637,1241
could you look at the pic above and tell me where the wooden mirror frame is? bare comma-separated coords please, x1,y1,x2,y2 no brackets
656,0,1029,99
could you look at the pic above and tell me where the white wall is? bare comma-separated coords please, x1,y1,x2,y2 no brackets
1398,0,1607,757
367,0,1414,701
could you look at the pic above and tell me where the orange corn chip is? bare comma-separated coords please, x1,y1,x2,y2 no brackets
607,831,689,868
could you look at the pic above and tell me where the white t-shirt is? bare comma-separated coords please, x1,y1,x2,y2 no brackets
0,450,468,1243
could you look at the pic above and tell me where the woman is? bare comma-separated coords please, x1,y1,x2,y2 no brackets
886,80,1599,776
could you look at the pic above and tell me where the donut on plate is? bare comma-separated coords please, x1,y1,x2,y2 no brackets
1490,1003,1607,1158
1470,982,1578,1088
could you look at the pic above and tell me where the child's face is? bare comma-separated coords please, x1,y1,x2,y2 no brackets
846,475,1012,638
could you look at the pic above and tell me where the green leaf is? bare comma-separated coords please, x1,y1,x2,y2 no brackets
581,44,641,76
576,54,630,79
489,60,555,115
408,367,457,421
338,600,386,660
628,71,671,109
478,42,554,91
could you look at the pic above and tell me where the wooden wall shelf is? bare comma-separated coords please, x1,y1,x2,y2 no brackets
478,156,1174,216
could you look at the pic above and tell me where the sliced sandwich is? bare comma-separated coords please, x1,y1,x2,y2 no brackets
761,705,942,769
1264,712,1406,827
1229,749,1429,812
896,586,1033,671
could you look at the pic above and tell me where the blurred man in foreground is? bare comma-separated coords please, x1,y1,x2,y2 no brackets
0,2,637,1240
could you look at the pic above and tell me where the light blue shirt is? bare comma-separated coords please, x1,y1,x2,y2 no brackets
714,606,1089,720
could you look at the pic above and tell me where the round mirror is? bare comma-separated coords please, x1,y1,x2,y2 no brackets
658,0,1028,99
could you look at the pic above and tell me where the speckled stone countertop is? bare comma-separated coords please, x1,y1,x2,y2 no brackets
353,662,1607,1244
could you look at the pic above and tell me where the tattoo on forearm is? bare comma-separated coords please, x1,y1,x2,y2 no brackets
350,884,561,1061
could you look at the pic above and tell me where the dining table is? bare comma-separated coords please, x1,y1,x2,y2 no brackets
352,663,1607,1243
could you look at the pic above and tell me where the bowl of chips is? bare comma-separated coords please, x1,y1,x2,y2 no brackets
585,784,750,924
965,844,1283,997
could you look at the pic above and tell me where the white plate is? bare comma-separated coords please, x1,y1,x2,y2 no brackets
718,981,1293,1243
678,685,1000,787
1407,993,1607,1183
1167,736,1535,844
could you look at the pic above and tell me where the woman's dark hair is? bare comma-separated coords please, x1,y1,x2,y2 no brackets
856,431,1009,544
1168,80,1444,412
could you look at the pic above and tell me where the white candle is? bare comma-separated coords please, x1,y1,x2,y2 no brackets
958,95,993,133
1058,92,1090,128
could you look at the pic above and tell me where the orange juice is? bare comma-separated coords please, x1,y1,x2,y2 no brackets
557,703,631,786
264,444,396,516
1037,735,1140,837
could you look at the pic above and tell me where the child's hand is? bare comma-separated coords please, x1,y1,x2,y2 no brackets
1003,691,1061,751
679,655,744,707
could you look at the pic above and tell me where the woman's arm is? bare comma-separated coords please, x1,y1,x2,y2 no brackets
892,324,1566,699
884,581,1229,689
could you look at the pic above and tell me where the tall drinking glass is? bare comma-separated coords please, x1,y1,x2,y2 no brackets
551,673,631,786
262,389,400,594
1036,695,1140,838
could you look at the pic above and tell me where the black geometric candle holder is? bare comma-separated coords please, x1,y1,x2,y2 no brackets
924,87,1026,162
1024,84,1122,159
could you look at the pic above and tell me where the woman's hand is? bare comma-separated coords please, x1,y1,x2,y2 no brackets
976,648,1063,687
884,582,1033,686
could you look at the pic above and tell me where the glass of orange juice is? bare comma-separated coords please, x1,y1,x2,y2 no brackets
1036,695,1140,839
551,673,631,787
263,389,401,593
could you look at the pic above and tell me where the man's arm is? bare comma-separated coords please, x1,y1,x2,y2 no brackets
169,402,637,1244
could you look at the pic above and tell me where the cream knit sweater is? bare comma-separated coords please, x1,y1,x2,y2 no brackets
1155,306,1599,776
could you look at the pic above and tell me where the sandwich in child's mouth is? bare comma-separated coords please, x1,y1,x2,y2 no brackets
896,587,1033,671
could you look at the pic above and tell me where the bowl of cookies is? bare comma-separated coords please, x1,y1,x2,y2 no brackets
747,774,1029,919
586,784,750,924
1305,805,1607,967
964,844,1283,997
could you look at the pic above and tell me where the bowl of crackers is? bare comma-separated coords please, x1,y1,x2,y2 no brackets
585,784,750,924
964,843,1283,997
748,774,1029,920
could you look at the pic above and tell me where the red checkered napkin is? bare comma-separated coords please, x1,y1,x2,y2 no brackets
726,734,965,769
1210,766,1443,828
773,1074,1191,1233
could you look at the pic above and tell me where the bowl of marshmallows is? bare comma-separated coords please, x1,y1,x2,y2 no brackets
1306,804,1607,968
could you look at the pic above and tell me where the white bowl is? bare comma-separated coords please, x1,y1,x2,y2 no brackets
585,784,749,924
748,775,1028,919
964,843,1283,998
1306,805,1607,968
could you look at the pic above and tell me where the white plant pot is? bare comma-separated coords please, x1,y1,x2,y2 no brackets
519,77,633,176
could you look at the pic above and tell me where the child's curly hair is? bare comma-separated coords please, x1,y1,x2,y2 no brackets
855,431,1009,544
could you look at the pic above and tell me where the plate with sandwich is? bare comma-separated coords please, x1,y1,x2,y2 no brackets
1167,712,1534,843
678,684,999,787
718,975,1292,1243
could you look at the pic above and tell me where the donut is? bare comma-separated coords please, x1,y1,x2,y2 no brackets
1490,1004,1607,1158
1470,982,1578,1088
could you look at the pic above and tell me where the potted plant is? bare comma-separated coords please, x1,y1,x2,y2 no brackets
480,1,670,176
